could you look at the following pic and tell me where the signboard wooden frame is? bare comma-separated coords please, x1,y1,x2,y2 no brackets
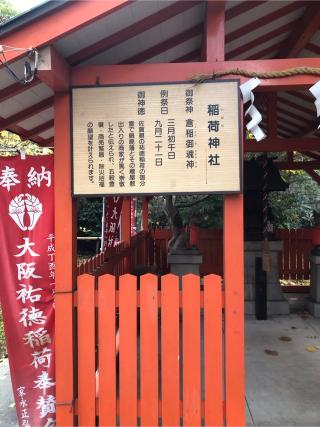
71,80,242,197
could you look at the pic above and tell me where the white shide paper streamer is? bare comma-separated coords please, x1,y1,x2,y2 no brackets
309,81,320,129
240,77,266,142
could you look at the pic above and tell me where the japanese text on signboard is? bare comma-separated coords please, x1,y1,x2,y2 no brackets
72,81,241,195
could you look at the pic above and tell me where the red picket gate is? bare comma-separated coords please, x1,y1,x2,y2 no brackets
75,273,224,426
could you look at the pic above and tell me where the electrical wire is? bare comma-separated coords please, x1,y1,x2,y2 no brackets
0,45,39,85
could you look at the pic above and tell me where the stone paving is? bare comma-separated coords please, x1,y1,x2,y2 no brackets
246,314,320,426
0,358,18,426
1,314,320,426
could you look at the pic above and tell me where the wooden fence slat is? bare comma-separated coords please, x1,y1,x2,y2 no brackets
303,236,311,280
182,274,201,426
291,229,298,280
98,274,116,426
140,274,159,426
296,229,303,280
276,229,284,279
119,274,137,426
77,274,96,426
204,275,223,426
283,230,290,279
161,274,180,426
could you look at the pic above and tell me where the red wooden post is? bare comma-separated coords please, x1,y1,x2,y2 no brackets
203,2,245,423
224,194,245,425
202,0,225,61
142,197,149,231
54,92,77,425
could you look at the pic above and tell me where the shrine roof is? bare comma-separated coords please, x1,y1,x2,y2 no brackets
0,0,319,147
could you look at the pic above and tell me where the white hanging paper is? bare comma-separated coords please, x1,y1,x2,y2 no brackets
240,77,266,142
309,81,320,128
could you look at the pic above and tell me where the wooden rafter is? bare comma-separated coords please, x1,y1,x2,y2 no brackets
225,1,306,44
0,97,53,131
68,1,202,66
247,41,284,61
0,0,131,66
21,119,54,141
0,78,41,103
305,42,320,55
277,105,308,127
120,24,203,65
225,0,267,21
278,94,315,116
172,49,201,63
226,19,299,60
277,112,305,130
276,3,320,58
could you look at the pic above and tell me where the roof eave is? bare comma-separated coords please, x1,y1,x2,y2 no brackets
0,1,69,37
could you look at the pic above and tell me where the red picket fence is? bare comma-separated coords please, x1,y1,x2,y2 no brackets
76,273,224,426
77,230,151,276
78,227,314,281
151,226,223,276
153,227,313,280
190,227,223,275
276,229,313,281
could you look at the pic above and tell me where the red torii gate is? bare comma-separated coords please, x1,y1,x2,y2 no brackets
1,1,320,425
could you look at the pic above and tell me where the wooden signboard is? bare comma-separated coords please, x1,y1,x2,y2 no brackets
72,81,241,196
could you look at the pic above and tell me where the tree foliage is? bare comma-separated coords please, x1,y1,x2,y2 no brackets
78,198,103,236
149,195,223,229
269,169,320,229
0,0,17,24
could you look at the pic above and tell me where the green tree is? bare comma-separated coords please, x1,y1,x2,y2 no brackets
78,198,103,236
149,195,223,229
0,0,17,24
269,169,320,229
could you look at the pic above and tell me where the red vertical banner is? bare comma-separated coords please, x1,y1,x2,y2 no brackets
103,196,123,250
0,155,55,427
